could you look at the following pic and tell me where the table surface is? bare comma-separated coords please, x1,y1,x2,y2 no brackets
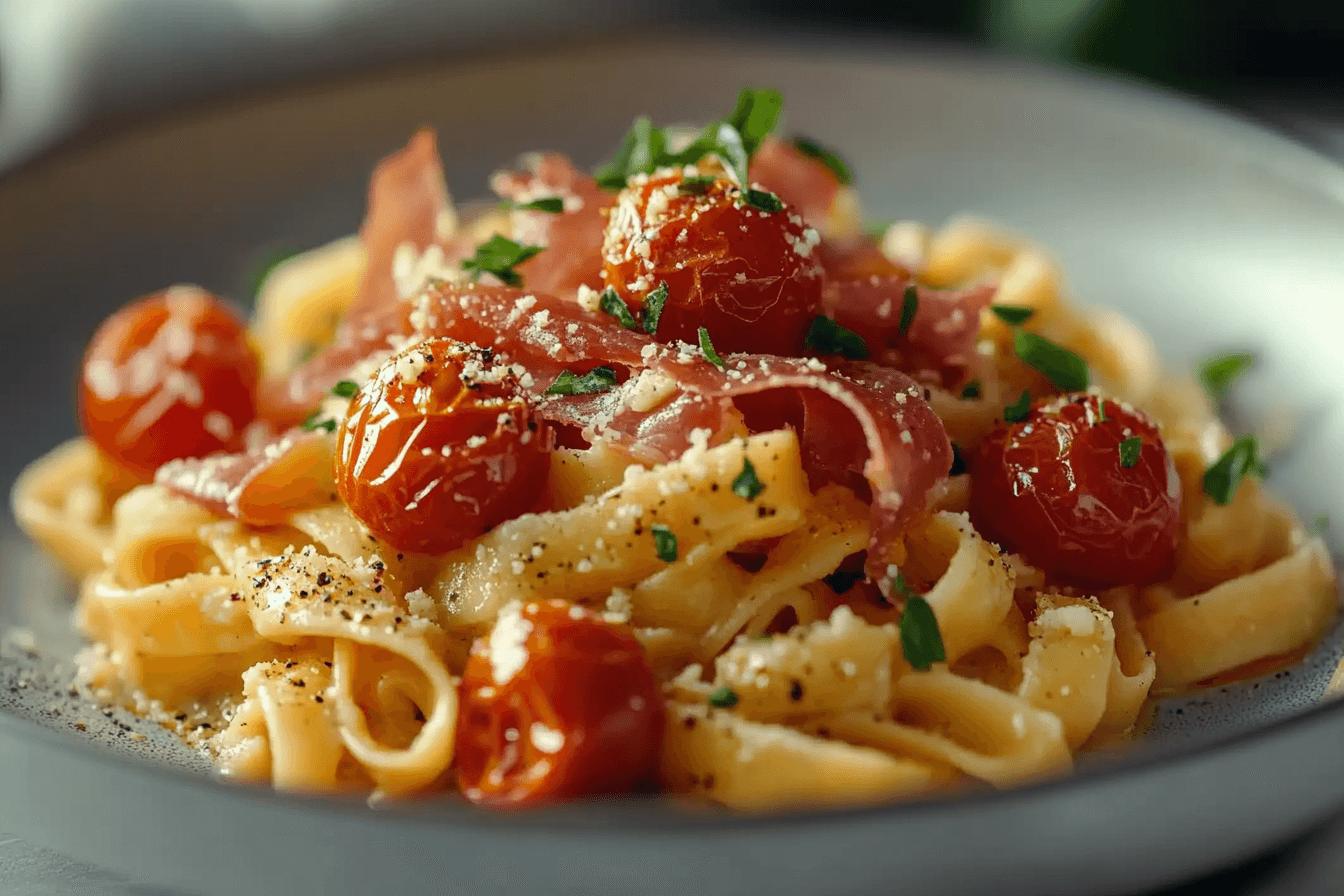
3,42,1344,896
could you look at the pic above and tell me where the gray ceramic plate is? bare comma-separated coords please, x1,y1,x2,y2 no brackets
2,34,1344,896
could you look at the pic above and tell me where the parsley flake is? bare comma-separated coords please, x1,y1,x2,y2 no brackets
651,524,678,562
724,87,783,157
699,327,725,369
893,574,945,671
1199,352,1255,402
1014,331,1089,392
743,189,784,213
544,367,618,396
1314,513,1330,534
865,219,894,241
708,686,739,709
599,287,640,331
804,316,868,360
792,136,853,185
1097,398,1108,423
1203,436,1267,505
898,285,918,337
1004,390,1032,422
332,380,359,399
641,281,669,335
302,412,336,433
991,305,1035,326
732,458,765,500
461,235,543,287
505,197,564,213
1118,436,1142,468
960,380,982,400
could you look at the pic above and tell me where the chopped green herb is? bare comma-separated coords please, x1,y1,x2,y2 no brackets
724,87,783,157
892,574,945,671
732,458,765,500
1314,513,1330,534
544,366,618,396
1004,390,1032,422
991,305,1035,326
302,412,336,433
898,285,919,337
641,281,669,335
593,116,669,190
1203,436,1266,506
1097,398,1108,423
960,380,982,400
697,122,750,186
678,175,716,195
505,197,564,213
792,136,853,185
651,524,678,562
332,380,359,399
1118,436,1142,468
599,287,640,331
949,443,967,476
708,686,739,708
461,235,543,287
804,316,869,360
1014,331,1089,392
743,189,784,213
1199,352,1255,402
699,327,725,369
865,219,895,240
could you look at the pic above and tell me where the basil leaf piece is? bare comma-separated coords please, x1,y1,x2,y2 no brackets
331,380,359,399
302,412,336,433
651,524,678,562
1199,351,1255,402
898,285,919,337
461,235,544,287
743,189,784,213
1097,398,1108,424
1014,331,1089,392
1203,436,1266,505
698,327,725,369
544,366,618,396
599,287,640,331
732,458,765,500
792,136,853,185
1118,436,1142,468
1004,390,1032,423
960,380,982,400
900,594,946,671
865,219,894,241
507,197,564,213
678,175,716,195
991,305,1035,326
804,316,869,360
641,281,669,335
724,87,784,157
708,686,739,708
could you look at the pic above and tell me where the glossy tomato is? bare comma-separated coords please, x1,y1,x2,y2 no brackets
334,337,550,555
970,392,1181,587
600,169,824,356
78,286,258,478
455,600,664,806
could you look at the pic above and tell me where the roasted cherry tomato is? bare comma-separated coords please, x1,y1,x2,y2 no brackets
970,392,1181,587
78,286,258,478
455,600,664,806
600,169,824,356
334,337,550,554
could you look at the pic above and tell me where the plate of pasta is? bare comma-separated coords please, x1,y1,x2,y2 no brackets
4,34,1344,896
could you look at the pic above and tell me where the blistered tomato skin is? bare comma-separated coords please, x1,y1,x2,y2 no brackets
78,286,259,479
601,170,824,356
455,600,665,807
334,338,550,555
970,392,1181,588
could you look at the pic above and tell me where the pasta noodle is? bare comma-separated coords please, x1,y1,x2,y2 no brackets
11,98,1339,810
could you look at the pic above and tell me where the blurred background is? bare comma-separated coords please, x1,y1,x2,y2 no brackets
4,0,1344,170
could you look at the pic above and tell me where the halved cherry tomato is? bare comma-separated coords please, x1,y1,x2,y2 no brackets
334,337,550,554
455,600,664,807
970,392,1181,587
78,286,258,478
601,170,824,356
